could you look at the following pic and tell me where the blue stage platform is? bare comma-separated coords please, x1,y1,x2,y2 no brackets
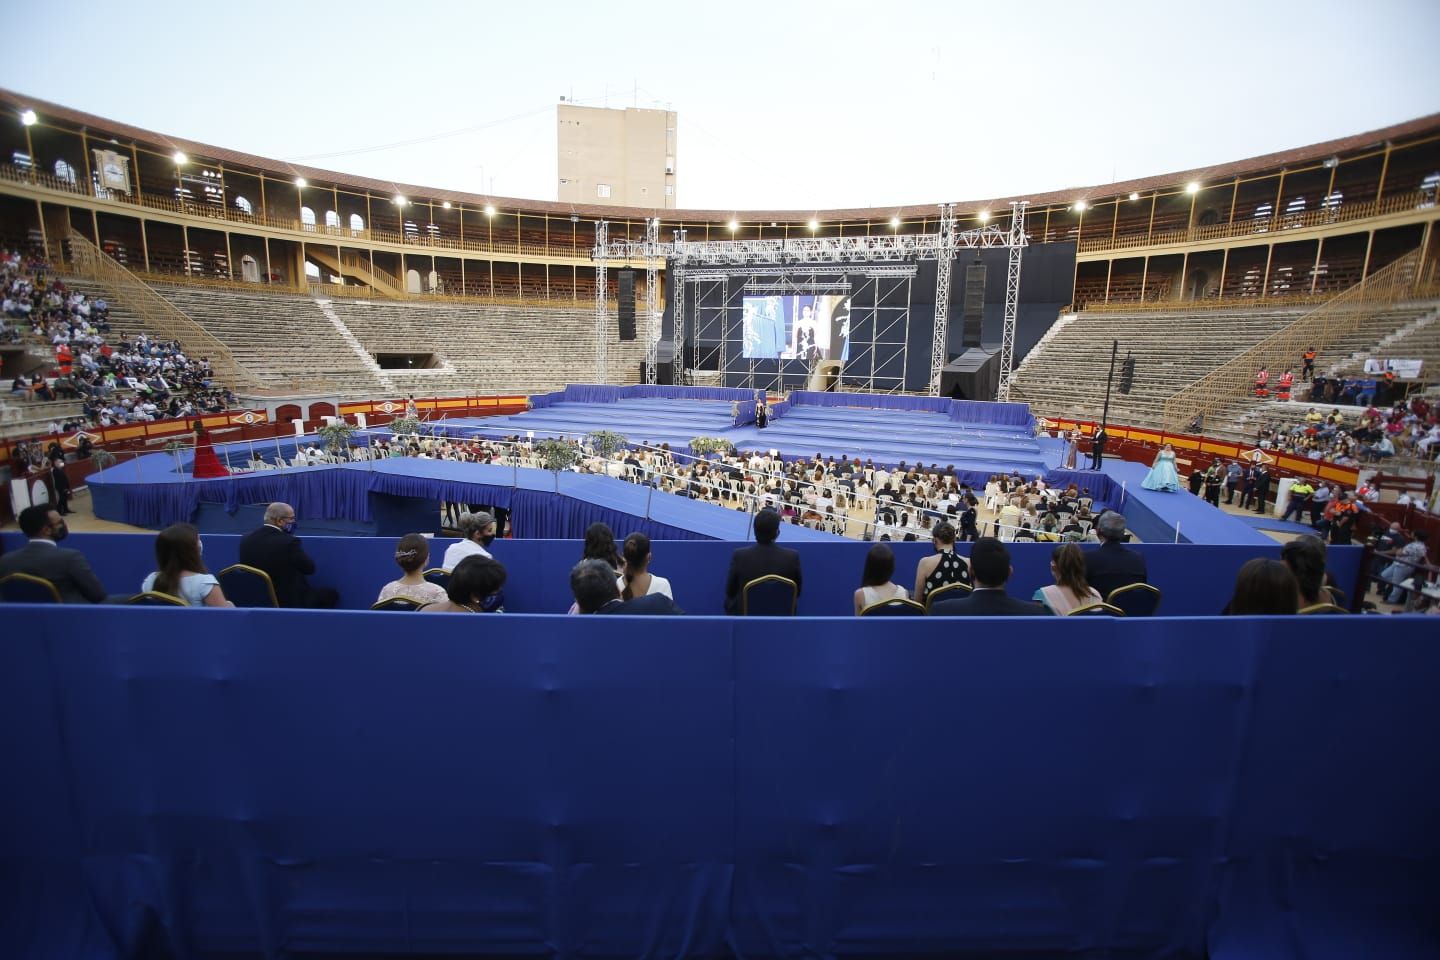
1102,459,1275,546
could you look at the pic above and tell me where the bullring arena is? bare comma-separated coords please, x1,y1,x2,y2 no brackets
1,19,1438,958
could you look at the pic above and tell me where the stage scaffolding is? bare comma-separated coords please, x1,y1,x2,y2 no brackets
593,207,1027,396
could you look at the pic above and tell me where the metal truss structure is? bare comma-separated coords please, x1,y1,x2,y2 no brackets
996,201,1029,402
928,203,957,396
592,220,608,384
592,212,1025,396
643,217,661,383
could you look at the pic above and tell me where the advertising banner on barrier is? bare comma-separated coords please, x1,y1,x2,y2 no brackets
1362,358,1424,378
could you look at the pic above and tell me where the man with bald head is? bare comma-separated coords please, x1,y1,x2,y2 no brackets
238,502,338,608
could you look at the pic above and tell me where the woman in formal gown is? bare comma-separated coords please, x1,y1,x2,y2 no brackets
1142,443,1182,492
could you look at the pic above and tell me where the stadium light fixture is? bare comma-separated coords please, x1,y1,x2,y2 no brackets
1185,181,1200,194
484,204,496,217
1129,192,1139,201
728,219,739,232
978,210,990,223
890,216,900,229
172,151,188,166
1074,200,1088,213
20,109,37,126
293,177,306,189
394,195,407,206
442,200,452,209
808,218,819,232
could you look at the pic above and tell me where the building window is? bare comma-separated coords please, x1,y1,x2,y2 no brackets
234,196,253,215
665,185,674,197
597,184,611,199
54,160,77,184
350,213,364,232
325,210,340,229
301,206,316,229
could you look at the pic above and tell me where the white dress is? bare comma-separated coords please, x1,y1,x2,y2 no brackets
141,571,219,606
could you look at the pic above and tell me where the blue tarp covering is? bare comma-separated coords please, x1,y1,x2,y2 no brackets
1,607,1436,959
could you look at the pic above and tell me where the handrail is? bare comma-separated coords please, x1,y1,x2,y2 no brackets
1077,191,1437,254
1159,250,1423,432
61,232,263,392
1081,292,1335,314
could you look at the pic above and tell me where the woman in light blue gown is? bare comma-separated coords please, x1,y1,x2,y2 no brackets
1142,443,1182,492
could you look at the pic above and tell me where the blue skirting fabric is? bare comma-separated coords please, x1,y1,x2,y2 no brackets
2,608,1436,959
561,383,759,404
785,390,1036,428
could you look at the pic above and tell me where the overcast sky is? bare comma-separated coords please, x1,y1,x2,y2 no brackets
4,0,1438,211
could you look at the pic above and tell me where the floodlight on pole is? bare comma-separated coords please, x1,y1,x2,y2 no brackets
294,177,306,189
393,195,407,206
1185,181,1200,194
442,201,452,209
1074,200,1087,213
484,204,496,217
1129,192,1139,201
728,219,738,232
978,210,990,223
808,218,819,232
20,109,37,126
173,151,188,166
890,216,900,229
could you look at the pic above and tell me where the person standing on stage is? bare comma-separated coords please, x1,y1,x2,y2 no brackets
1062,430,1079,469
1089,427,1108,470
755,393,768,429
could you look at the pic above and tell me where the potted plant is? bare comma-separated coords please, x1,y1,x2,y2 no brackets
536,437,580,491
689,436,734,459
316,420,358,458
389,416,422,437
587,430,629,461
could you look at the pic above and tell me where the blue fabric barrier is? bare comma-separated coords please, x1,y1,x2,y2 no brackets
561,383,757,404
528,389,567,409
2,608,1436,959
767,398,791,420
1,533,1366,616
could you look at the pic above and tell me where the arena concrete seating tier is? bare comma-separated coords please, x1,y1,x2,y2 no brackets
1321,300,1440,379
1008,305,1310,425
140,284,388,395
325,298,648,395
1010,302,1440,429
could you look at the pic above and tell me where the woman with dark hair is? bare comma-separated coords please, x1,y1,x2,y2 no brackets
1032,543,1101,614
1280,535,1335,608
377,532,448,605
1224,558,1301,615
619,531,673,602
582,521,622,571
420,554,506,613
141,523,233,606
913,520,972,603
854,543,909,614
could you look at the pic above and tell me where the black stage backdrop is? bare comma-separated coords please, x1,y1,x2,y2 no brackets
661,241,1076,394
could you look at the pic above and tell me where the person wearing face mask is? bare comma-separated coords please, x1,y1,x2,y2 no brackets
140,523,233,606
238,501,338,608
0,504,106,602
442,510,497,571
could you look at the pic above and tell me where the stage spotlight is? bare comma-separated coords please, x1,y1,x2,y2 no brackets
173,151,188,165
394,195,407,206
728,219,738,232
20,109,37,126
1129,192,1139,201
1186,181,1200,194
890,216,900,229
808,218,819,231
442,201,452,209
484,204,496,217
1074,200,1088,212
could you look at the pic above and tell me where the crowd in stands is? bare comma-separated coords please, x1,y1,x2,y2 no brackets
1254,398,1440,465
3,250,236,432
6,498,1435,615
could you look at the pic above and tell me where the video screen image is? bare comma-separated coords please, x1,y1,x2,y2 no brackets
741,294,851,361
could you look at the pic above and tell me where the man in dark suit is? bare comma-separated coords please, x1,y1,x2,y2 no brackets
724,508,802,614
1083,511,1148,600
1089,427,1108,470
571,559,683,615
237,502,338,608
0,505,106,603
929,537,1048,616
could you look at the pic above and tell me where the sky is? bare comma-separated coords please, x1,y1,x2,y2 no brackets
3,0,1438,212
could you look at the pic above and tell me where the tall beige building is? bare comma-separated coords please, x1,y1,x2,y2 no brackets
557,103,677,209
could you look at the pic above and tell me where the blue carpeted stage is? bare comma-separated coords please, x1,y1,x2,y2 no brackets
1101,459,1275,546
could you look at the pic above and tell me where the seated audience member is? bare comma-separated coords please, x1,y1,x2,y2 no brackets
724,508,803,614
854,543,910,614
929,537,1048,616
0,504,106,603
583,521,623,570
913,520,971,603
571,558,682,615
1033,543,1102,615
619,532,673,602
1223,558,1301,615
1378,530,1431,605
140,523,232,606
1084,512,1147,599
1280,535,1339,609
420,554,507,613
442,510,497,569
377,533,449,605
237,502,338,608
